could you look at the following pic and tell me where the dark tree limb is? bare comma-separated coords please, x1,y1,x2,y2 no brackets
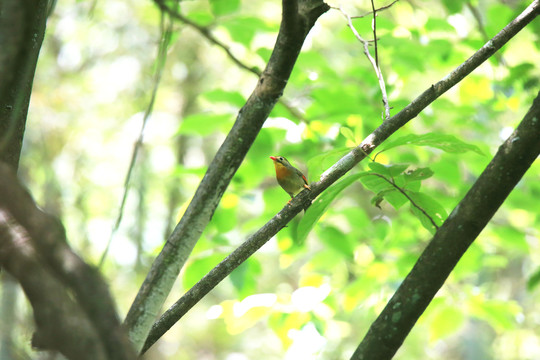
140,1,539,353
351,91,540,359
0,0,48,169
0,163,136,359
124,0,330,351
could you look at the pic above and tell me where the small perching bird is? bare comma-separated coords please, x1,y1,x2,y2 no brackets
270,156,311,203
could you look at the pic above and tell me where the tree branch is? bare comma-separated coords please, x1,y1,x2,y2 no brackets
124,0,330,352
139,1,539,352
351,90,540,359
0,0,48,169
0,163,136,359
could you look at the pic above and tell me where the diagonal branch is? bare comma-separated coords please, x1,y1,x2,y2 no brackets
351,89,540,359
0,163,136,359
154,0,307,121
124,0,330,352
140,1,539,352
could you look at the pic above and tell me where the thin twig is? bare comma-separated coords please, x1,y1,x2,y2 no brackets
466,2,507,66
352,0,399,19
369,173,439,230
98,10,173,268
334,6,391,120
154,0,307,122
370,0,379,67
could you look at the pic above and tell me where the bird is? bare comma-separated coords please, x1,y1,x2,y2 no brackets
270,156,311,204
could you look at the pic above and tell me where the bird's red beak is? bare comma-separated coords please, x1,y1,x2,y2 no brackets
269,156,277,161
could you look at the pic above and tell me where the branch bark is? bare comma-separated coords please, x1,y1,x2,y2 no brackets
0,163,136,359
0,0,48,169
124,0,330,352
140,1,539,352
351,90,540,359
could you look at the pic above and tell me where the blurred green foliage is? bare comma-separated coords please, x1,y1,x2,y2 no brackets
15,0,540,359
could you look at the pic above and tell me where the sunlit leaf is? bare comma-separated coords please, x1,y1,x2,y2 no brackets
179,113,234,135
429,306,465,342
408,191,447,233
297,173,369,245
527,267,540,291
209,0,240,16
378,133,485,156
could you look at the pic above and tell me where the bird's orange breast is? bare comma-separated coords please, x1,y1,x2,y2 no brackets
273,162,292,179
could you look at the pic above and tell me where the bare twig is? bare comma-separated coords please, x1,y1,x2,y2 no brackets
466,1,507,66
140,2,539,352
98,9,174,268
369,173,439,230
154,0,307,121
370,0,379,67
352,0,399,19
334,6,391,120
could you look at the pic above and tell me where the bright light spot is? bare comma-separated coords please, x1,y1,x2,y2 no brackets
233,293,277,317
285,323,326,360
172,62,188,81
206,305,223,319
308,71,319,81
58,42,82,70
91,56,141,101
326,124,340,140
355,244,375,266
222,193,239,209
291,284,331,312
499,126,514,141
448,14,470,37
264,117,305,143
151,145,176,173
226,353,249,360
508,209,532,228
393,26,411,38
110,234,138,266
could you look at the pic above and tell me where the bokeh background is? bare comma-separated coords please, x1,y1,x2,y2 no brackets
5,0,540,359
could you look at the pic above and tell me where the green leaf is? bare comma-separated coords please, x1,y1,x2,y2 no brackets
340,126,356,143
403,167,434,182
209,0,240,16
429,306,465,342
318,226,355,258
230,258,262,297
368,163,409,177
179,113,233,135
408,191,448,233
297,173,369,245
183,254,223,289
307,147,350,183
470,299,521,332
360,173,408,209
441,0,465,13
202,89,246,107
221,16,273,47
527,267,540,291
378,133,485,156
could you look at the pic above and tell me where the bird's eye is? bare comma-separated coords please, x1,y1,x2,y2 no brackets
279,157,284,161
